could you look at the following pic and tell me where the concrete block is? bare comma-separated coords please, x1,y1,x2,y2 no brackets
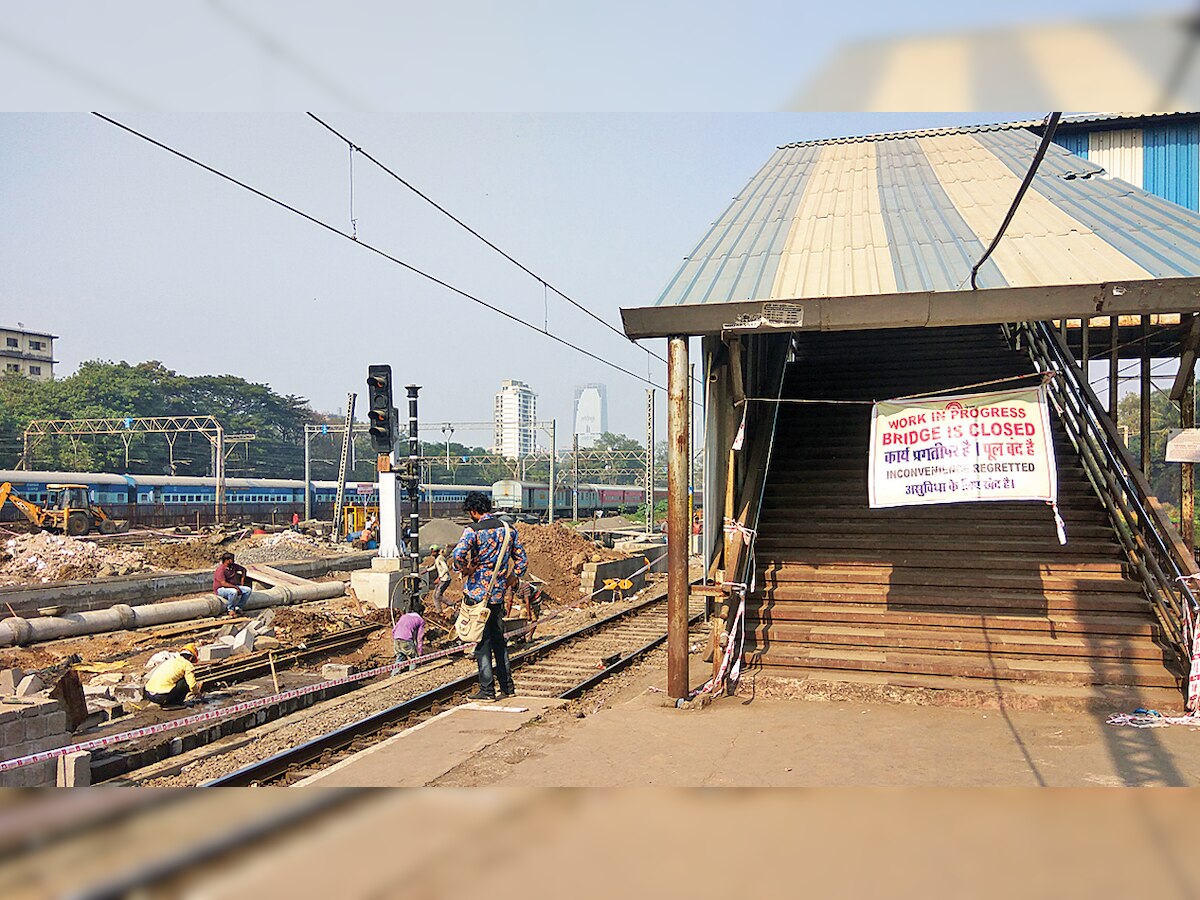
351,569,403,609
255,636,282,651
43,710,68,736
0,704,22,726
83,685,114,701
199,643,232,663
57,750,91,787
21,699,58,718
88,673,123,686
371,556,403,572
580,556,650,601
15,675,44,697
25,714,49,740
85,700,125,721
216,634,237,646
216,622,239,639
2,719,24,746
0,668,24,695
322,664,353,680
229,628,255,656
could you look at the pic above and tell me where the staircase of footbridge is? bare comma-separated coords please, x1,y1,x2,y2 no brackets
746,324,1194,702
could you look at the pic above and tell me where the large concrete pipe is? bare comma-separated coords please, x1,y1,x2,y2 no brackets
0,582,347,647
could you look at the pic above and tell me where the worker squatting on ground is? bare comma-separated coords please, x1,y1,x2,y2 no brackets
143,644,203,707
424,545,453,617
213,552,251,616
452,491,527,702
392,610,425,671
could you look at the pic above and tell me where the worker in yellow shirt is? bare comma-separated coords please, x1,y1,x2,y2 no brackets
143,643,204,707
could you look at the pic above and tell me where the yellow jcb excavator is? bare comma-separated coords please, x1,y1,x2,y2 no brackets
0,482,130,537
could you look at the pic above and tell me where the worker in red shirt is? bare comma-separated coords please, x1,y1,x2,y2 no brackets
214,552,251,616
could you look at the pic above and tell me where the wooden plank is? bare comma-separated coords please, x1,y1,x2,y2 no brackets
245,564,313,588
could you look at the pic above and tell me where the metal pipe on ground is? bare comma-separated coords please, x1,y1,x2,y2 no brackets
0,581,346,647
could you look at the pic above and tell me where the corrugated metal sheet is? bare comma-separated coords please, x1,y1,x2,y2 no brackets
653,123,1200,308
1088,129,1143,187
1053,132,1089,160
1144,123,1200,211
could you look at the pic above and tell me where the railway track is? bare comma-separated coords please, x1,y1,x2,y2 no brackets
205,589,706,786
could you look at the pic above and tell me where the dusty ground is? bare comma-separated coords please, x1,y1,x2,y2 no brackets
427,653,1200,788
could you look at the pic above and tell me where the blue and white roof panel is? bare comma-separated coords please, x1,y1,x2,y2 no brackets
653,122,1200,310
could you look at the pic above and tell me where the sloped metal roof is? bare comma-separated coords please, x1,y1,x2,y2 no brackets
622,124,1200,339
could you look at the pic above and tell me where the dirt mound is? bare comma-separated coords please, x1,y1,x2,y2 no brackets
142,530,341,572
0,532,152,585
420,518,468,550
514,522,628,606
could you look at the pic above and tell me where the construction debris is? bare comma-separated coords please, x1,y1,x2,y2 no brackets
0,532,150,584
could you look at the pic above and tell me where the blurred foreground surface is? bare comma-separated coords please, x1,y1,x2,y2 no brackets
2,2,1197,110
1,788,1198,899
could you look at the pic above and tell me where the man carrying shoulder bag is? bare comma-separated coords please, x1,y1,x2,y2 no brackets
451,491,528,701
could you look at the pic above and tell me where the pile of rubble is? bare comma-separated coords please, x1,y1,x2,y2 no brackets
233,530,329,565
513,522,629,603
0,532,152,585
193,611,280,662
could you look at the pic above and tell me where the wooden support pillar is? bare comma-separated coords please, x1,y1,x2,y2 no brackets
1184,373,1195,555
667,335,690,700
1141,316,1152,478
1110,316,1120,419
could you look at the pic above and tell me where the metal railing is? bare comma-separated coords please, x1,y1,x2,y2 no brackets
1010,320,1199,689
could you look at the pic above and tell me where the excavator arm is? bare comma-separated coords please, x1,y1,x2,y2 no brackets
0,481,47,528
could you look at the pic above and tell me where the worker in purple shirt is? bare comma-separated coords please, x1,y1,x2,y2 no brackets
392,610,425,671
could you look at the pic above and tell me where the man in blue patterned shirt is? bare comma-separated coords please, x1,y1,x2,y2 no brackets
452,491,527,701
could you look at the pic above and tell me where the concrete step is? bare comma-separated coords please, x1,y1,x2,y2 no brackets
757,549,1128,574
755,535,1124,556
744,645,1181,688
745,621,1169,662
746,603,1159,636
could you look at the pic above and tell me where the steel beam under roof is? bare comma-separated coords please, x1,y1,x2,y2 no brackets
621,277,1200,340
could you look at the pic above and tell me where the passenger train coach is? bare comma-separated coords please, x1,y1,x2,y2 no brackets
491,480,701,518
0,470,490,529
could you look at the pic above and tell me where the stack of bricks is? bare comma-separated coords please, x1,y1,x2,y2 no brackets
0,698,70,786
0,668,73,787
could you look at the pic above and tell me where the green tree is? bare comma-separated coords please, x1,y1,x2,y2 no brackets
1116,390,1181,506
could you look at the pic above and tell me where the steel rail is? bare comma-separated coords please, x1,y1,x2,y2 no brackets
204,587,695,786
196,623,378,685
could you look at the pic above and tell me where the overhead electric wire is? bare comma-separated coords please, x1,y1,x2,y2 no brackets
305,112,669,366
969,111,1062,290
91,113,665,392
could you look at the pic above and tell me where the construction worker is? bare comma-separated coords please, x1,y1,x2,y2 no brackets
143,644,203,707
213,552,251,616
424,545,453,617
392,610,426,671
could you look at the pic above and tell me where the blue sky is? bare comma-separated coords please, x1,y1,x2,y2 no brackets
0,112,1035,442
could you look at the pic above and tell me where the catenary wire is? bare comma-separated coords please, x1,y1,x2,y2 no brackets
91,113,666,392
969,111,1062,290
305,113,669,365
